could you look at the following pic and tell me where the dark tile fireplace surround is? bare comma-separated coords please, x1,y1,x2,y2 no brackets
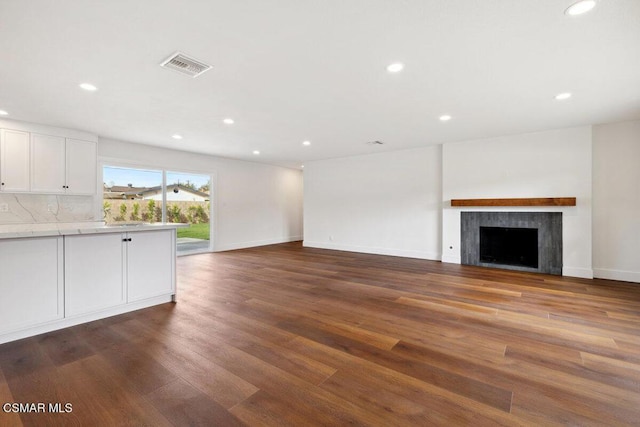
461,212,563,275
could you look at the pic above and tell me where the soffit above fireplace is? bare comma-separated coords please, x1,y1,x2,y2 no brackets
451,197,576,207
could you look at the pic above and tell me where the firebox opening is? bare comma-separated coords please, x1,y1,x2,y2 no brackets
479,226,538,269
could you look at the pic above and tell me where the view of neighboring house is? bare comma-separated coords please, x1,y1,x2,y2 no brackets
103,184,209,201
103,185,147,200
141,185,209,202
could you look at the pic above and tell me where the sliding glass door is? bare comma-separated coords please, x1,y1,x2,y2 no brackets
166,171,211,254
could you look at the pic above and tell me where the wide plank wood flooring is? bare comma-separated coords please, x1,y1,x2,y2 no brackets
1,242,640,426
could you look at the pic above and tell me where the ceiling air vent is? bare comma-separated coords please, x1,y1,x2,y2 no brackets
160,52,212,78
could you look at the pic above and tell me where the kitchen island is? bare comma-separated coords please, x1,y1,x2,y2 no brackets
0,222,185,344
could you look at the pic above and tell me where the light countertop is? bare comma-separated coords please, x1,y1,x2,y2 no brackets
0,222,188,240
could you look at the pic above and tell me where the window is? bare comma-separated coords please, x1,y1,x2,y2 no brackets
102,165,212,255
103,166,162,224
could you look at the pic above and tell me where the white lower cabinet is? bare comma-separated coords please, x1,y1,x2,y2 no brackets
64,233,126,317
0,237,63,334
127,229,174,302
64,230,175,317
0,228,176,344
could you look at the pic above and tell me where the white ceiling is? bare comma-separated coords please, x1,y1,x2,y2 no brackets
1,0,639,169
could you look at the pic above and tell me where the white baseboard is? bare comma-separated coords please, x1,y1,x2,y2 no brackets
216,236,303,252
0,294,174,345
562,266,594,279
593,268,640,284
303,240,441,261
441,255,461,264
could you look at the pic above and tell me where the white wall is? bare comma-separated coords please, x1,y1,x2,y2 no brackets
303,146,442,260
592,120,640,283
442,126,593,278
99,138,303,251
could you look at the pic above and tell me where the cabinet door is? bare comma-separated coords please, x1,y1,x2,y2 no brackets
0,237,63,334
127,230,175,302
65,139,97,195
0,129,30,192
65,233,126,317
30,133,66,193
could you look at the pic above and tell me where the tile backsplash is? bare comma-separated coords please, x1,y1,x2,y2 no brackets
0,193,98,224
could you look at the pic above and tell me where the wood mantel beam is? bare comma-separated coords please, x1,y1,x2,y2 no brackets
450,197,576,207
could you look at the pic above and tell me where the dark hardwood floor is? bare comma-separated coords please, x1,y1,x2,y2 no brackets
1,241,640,426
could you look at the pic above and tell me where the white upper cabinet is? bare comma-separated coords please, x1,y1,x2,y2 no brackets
65,138,97,195
30,133,97,195
0,129,30,192
30,133,66,193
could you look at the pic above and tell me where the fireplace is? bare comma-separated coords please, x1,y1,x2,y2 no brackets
461,212,562,275
479,226,538,268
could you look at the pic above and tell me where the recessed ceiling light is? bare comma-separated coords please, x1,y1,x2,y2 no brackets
302,140,311,146
223,118,234,125
386,63,404,73
565,0,596,16
172,134,183,140
0,110,8,116
79,83,97,91
301,165,305,169
253,150,260,155
439,115,452,121
555,92,572,100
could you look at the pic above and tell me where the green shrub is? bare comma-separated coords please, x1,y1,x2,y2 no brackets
186,205,197,224
131,202,140,221
167,204,182,223
102,201,112,219
145,199,158,222
117,203,127,221
195,204,208,223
